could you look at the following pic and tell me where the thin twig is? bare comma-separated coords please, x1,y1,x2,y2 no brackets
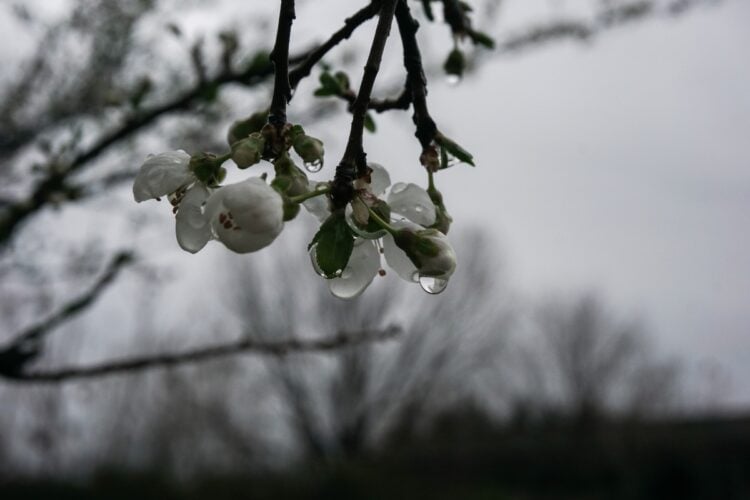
268,0,296,126
0,251,134,377
395,0,437,149
332,0,399,208
4,327,401,384
288,1,382,91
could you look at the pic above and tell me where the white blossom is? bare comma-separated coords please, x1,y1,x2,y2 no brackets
133,150,194,202
175,183,212,253
205,177,284,253
328,238,381,299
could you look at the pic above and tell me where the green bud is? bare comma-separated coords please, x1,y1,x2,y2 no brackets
190,153,219,184
292,134,324,168
282,201,301,221
231,132,265,169
273,153,309,197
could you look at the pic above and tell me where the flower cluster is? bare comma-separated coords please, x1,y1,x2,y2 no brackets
133,115,460,299
305,164,457,298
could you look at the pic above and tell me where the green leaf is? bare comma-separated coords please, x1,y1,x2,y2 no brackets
308,212,354,278
438,135,475,166
319,71,343,94
314,87,337,97
364,113,377,133
470,30,496,49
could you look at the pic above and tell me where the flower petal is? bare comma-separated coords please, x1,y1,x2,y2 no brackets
383,220,421,283
302,181,331,222
133,150,193,202
175,184,212,253
328,239,380,299
387,182,436,226
368,163,391,196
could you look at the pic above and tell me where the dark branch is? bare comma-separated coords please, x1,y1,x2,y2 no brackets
0,251,134,377
268,0,296,126
337,85,411,113
288,1,382,91
332,0,399,209
4,327,401,384
0,60,277,247
395,0,437,149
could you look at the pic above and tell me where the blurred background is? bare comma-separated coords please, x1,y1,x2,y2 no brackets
1,0,749,498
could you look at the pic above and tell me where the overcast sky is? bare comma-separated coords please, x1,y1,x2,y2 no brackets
348,0,750,404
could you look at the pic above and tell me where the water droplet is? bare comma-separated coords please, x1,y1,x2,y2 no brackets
304,160,323,173
415,205,424,213
445,74,462,86
391,182,407,194
419,275,449,294
309,246,327,278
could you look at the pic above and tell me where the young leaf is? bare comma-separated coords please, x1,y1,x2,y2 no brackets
309,212,354,278
437,135,475,166
364,113,377,133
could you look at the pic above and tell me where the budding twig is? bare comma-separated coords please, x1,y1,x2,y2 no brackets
332,0,399,208
289,0,382,91
395,0,437,149
268,0,296,126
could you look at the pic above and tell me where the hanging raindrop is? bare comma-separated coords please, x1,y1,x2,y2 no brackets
445,74,461,86
419,275,449,294
303,160,323,173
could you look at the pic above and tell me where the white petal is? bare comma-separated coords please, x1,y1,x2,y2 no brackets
133,150,193,202
328,239,380,299
368,163,391,196
302,182,331,222
383,220,421,283
206,178,284,253
387,182,436,226
175,184,211,253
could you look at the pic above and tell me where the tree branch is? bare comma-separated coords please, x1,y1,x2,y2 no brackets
332,0,399,209
268,0,296,126
395,0,437,149
289,1,382,91
3,327,401,384
0,251,134,377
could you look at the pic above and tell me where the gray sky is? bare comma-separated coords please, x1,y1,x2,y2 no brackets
413,0,750,404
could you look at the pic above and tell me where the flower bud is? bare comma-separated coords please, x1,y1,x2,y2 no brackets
231,132,265,169
394,227,457,280
189,153,222,185
292,134,324,170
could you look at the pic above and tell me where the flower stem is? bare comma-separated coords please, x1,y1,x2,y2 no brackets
366,204,397,236
331,0,399,209
288,185,331,204
215,152,232,165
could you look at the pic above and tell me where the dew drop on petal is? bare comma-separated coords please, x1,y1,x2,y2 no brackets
419,275,449,294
